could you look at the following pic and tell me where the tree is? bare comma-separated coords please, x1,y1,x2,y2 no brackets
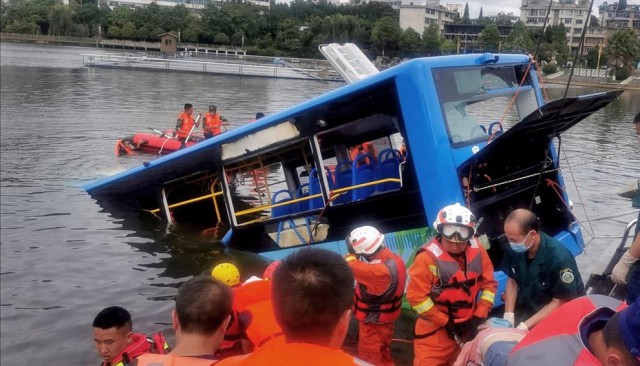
493,12,513,26
422,24,442,54
399,27,421,57
136,25,150,40
478,7,483,21
462,2,470,24
120,21,136,39
585,46,608,68
370,16,401,56
589,15,599,27
231,31,244,47
480,24,500,51
107,24,121,38
108,6,134,28
213,32,230,45
504,20,532,53
150,27,165,39
48,3,74,36
605,28,640,69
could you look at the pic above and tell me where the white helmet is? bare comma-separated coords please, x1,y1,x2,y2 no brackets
433,203,476,242
347,226,385,255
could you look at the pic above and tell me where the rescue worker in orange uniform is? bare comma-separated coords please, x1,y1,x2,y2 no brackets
134,275,233,366
406,203,497,366
344,226,406,366
217,248,371,366
350,142,377,165
176,103,198,142
210,263,244,359
232,261,283,353
202,105,230,139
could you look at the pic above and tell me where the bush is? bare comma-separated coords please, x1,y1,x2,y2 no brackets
615,66,631,81
542,63,558,75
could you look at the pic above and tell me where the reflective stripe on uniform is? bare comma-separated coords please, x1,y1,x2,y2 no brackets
345,255,357,262
429,265,438,276
413,297,435,314
480,290,495,304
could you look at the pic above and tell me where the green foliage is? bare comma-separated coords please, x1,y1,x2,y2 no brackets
108,6,134,28
121,21,136,39
479,24,500,51
150,27,166,39
422,24,442,54
107,25,121,38
504,21,532,53
614,66,631,80
399,27,421,56
462,2,470,24
585,47,607,68
213,32,230,45
136,25,150,40
493,12,513,26
605,29,640,68
48,3,74,36
231,31,245,47
542,63,557,74
370,16,401,56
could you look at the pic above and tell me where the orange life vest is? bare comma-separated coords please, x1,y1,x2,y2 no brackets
353,248,406,324
177,112,195,139
203,112,224,136
234,280,283,349
134,354,218,366
418,237,483,322
216,340,369,366
102,332,169,366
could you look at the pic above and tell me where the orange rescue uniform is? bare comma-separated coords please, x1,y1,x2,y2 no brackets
203,112,224,137
216,339,371,366
176,111,195,140
233,279,283,351
345,247,406,366
406,238,497,366
135,353,218,366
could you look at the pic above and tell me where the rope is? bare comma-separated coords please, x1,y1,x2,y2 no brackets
472,168,561,192
487,62,533,144
559,143,597,244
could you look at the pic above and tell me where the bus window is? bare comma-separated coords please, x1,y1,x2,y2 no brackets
434,65,537,146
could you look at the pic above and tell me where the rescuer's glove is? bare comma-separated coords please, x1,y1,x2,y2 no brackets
611,250,639,285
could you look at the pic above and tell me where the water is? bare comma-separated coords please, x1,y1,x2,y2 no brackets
1,42,638,365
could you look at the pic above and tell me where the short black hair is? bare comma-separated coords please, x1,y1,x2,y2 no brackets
184,103,193,110
256,112,265,119
175,275,232,335
272,248,354,345
506,208,540,233
603,312,640,365
93,306,132,330
634,111,640,124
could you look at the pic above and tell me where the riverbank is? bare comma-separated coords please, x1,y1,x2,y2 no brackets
544,73,640,91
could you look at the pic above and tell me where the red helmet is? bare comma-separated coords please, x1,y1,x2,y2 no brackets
433,203,476,242
262,260,281,280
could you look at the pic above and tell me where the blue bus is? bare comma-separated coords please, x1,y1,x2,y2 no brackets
84,53,621,306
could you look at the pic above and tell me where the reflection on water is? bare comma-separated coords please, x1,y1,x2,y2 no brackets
1,42,638,365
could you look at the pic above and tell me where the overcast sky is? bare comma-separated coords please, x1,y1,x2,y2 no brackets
464,0,610,17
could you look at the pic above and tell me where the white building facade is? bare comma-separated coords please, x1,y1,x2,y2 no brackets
399,0,457,34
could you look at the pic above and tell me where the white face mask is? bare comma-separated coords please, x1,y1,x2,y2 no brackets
509,231,532,253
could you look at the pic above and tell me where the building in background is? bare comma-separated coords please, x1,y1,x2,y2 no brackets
519,0,593,51
399,0,457,34
598,1,640,29
101,0,270,12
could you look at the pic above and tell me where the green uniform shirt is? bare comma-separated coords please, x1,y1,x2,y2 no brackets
500,232,585,321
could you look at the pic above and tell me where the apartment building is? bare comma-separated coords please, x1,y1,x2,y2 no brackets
519,0,597,51
599,1,640,29
399,0,457,34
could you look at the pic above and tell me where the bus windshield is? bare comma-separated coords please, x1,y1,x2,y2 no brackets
433,64,539,145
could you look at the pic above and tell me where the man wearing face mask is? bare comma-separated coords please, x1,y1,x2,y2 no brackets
501,208,585,332
407,203,497,365
344,225,406,366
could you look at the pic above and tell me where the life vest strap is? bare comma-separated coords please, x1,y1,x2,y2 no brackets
434,300,474,310
413,327,441,339
354,295,403,313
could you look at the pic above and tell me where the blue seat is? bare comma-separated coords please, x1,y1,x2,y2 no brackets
352,153,376,200
296,183,310,212
333,161,353,204
377,148,402,192
271,189,293,217
309,167,333,209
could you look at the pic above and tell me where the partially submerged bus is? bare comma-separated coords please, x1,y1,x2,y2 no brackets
84,53,622,306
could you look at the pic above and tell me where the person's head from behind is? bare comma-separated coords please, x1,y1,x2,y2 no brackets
184,103,193,114
272,248,354,348
209,104,217,113
597,298,640,366
173,275,232,348
92,306,133,363
634,111,640,138
255,112,265,120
